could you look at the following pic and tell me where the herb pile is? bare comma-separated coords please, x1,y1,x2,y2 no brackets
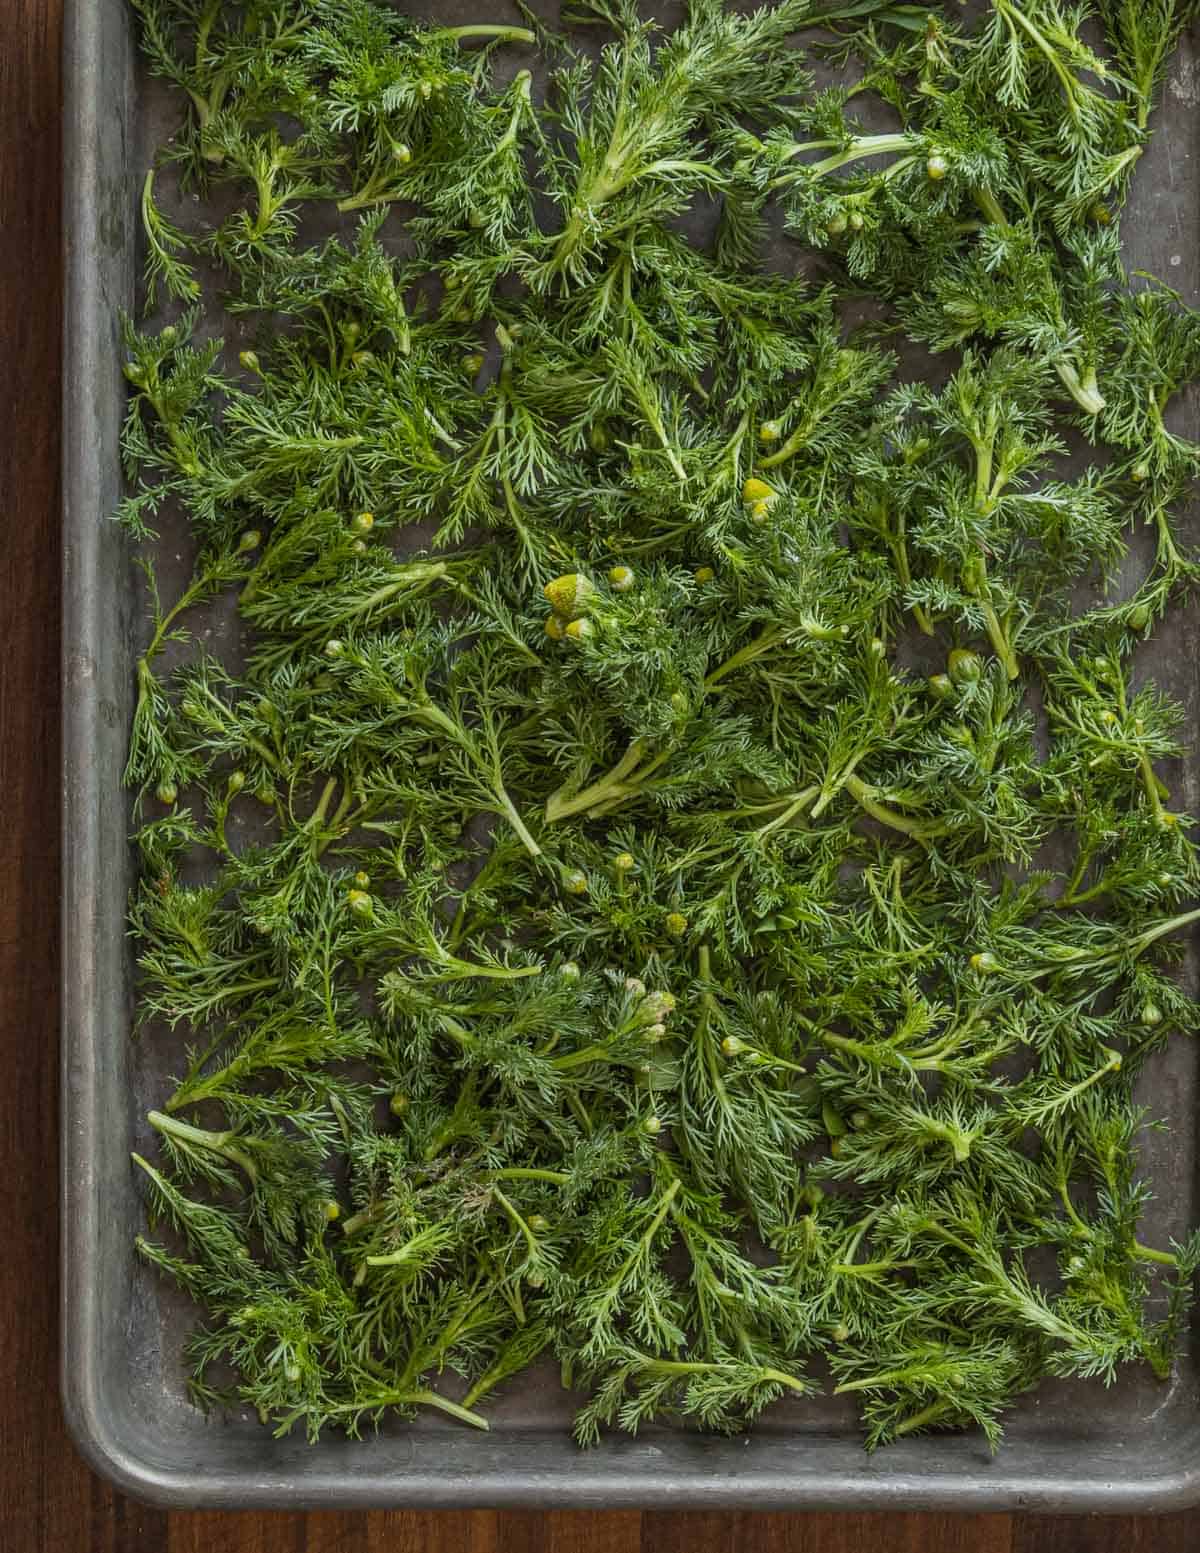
122,0,1200,1450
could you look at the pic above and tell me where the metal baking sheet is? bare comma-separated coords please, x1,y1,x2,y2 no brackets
61,0,1200,1509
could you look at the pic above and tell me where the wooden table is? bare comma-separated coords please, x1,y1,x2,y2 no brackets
2,0,1196,1546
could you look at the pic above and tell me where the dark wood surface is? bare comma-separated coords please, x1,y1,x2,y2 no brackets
1,0,1197,1547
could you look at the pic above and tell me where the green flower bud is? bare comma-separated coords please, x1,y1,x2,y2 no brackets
947,648,982,685
848,209,865,231
1131,461,1149,483
832,1322,851,1343
1127,602,1151,631
324,1200,341,1222
544,573,596,618
155,780,178,806
468,208,485,230
392,142,412,165
851,1110,870,1130
544,614,566,641
563,869,588,895
352,539,368,556
526,1270,545,1289
527,1214,550,1234
642,1115,663,1135
625,977,647,998
226,770,246,795
559,960,581,982
970,951,1000,974
346,888,373,917
1140,1001,1164,1028
758,419,782,443
608,564,635,592
589,423,611,453
664,911,689,937
639,991,675,1024
353,871,370,889
928,673,953,699
238,349,260,373
669,691,689,715
694,566,715,584
389,1091,409,1116
285,1362,302,1383
926,152,949,180
613,852,636,872
350,511,374,535
123,362,146,385
238,529,261,553
463,353,485,377
324,639,344,659
564,617,593,642
721,1035,745,1058
1089,203,1112,225
160,325,177,346
826,212,848,237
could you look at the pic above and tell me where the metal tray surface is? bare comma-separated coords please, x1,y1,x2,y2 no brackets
63,0,1200,1510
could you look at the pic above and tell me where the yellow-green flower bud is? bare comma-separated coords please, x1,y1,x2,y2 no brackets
389,1091,409,1116
926,152,949,180
527,1214,550,1234
544,614,566,641
559,960,581,982
239,349,260,373
155,780,178,806
928,673,953,699
324,1200,341,1222
392,142,412,164
351,511,374,535
742,478,776,505
1140,1001,1164,1028
826,212,848,237
353,871,370,889
608,564,635,592
970,951,999,974
614,852,636,872
227,770,246,795
346,888,373,917
694,566,715,584
642,1115,663,1135
758,419,782,443
664,912,688,937
564,617,593,642
564,869,588,895
544,573,596,618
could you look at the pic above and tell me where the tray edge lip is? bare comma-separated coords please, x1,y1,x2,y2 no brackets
56,0,1200,1516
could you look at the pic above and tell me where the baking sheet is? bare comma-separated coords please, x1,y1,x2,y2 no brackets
61,0,1200,1508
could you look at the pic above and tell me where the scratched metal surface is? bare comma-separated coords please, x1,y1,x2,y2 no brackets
62,0,1200,1509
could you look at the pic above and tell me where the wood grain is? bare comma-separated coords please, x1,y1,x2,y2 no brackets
0,0,1197,1546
